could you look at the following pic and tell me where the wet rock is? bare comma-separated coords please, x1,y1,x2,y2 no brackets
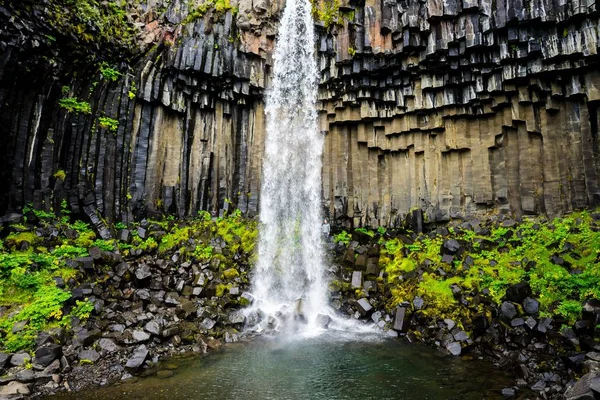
505,282,532,303
316,314,331,329
441,254,454,264
501,387,516,398
132,329,151,342
523,297,540,314
10,353,31,367
199,318,216,330
442,239,461,254
206,338,222,351
393,307,408,332
135,264,152,282
73,328,101,347
564,371,600,400
451,328,469,342
0,381,30,396
39,359,61,376
0,353,10,369
537,317,552,333
97,338,119,353
34,344,62,367
15,369,34,383
446,341,461,356
294,298,306,323
583,299,600,314
228,311,246,325
145,320,162,336
413,297,424,310
531,379,546,392
11,319,28,333
501,302,518,319
351,271,362,288
78,349,100,363
125,345,149,371
354,298,373,316
165,292,180,305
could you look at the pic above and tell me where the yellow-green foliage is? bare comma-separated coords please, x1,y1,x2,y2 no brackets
223,268,239,280
0,217,101,352
58,97,92,114
98,116,119,132
6,231,39,248
215,283,230,297
46,0,137,54
333,230,351,245
380,209,600,325
193,244,213,260
184,0,238,23
53,170,67,181
159,226,191,254
311,0,345,29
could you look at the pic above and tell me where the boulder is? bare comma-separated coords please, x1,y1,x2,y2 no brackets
564,371,600,400
505,282,532,303
34,344,62,367
78,349,100,363
97,338,120,353
9,353,30,367
523,297,540,314
145,320,162,336
446,341,461,356
0,353,11,369
125,345,149,371
135,264,152,282
132,329,151,342
315,314,331,329
501,302,518,319
442,239,461,254
354,298,373,316
393,307,408,332
351,271,362,289
0,381,30,396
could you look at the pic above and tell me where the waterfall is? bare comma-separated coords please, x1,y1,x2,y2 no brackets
247,0,328,333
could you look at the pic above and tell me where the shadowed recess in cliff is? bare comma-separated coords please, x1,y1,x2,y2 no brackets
246,0,329,334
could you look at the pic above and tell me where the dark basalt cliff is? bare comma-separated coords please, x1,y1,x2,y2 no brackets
1,0,599,231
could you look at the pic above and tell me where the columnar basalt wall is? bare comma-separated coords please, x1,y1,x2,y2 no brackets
0,0,599,231
316,0,600,226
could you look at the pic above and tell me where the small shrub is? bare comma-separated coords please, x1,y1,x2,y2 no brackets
59,98,92,114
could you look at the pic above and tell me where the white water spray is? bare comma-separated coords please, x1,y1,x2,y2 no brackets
248,0,329,334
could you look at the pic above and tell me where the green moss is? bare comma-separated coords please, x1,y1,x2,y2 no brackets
183,0,238,24
380,208,600,325
53,170,66,181
6,232,39,248
98,116,119,132
311,0,344,30
333,230,351,245
223,268,239,280
99,62,121,82
59,97,92,114
159,227,191,254
215,284,230,297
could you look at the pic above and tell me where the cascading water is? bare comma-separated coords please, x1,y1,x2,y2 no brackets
247,0,329,334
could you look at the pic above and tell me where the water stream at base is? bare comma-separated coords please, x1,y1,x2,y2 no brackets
49,334,519,400
245,0,339,334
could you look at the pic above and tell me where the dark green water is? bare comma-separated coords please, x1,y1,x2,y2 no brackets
53,333,517,400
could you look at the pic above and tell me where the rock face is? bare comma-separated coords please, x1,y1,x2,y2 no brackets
1,0,599,226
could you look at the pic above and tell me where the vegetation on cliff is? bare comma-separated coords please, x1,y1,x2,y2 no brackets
0,207,257,353
333,209,600,336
